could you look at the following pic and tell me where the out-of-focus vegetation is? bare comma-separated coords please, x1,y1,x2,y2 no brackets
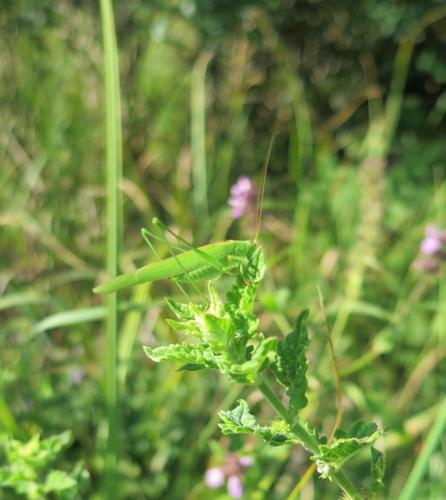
1,0,446,498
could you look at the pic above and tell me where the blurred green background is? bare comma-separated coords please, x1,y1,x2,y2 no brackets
1,0,446,498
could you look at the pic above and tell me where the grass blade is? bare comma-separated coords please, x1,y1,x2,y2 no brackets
0,292,49,311
99,0,123,496
191,51,212,225
33,303,154,334
398,396,446,500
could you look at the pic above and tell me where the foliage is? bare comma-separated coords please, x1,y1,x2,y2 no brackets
145,246,276,383
145,245,381,497
219,399,313,447
1,0,446,498
0,432,88,499
273,310,309,417
311,421,382,477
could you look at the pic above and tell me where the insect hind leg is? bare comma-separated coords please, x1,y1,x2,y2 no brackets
175,264,221,283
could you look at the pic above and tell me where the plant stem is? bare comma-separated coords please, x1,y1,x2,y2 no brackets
99,0,122,497
256,376,364,500
398,395,446,500
256,378,318,451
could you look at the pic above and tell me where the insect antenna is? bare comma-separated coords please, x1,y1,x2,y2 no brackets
153,218,224,272
316,285,344,440
254,121,277,244
154,222,215,300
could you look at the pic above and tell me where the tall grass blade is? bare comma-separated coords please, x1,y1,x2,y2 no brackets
0,292,49,311
118,283,151,389
191,51,212,225
383,4,446,154
99,0,123,496
398,396,446,500
34,302,152,334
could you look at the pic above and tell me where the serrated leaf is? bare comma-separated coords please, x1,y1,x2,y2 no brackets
273,310,309,416
202,314,235,347
218,401,313,448
146,245,268,386
312,420,382,472
256,426,290,446
165,298,195,320
165,318,202,338
226,336,277,383
218,400,256,434
255,420,307,447
207,282,224,316
332,420,380,443
143,343,217,368
225,246,265,316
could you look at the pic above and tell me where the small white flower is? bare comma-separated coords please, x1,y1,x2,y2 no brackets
316,460,330,478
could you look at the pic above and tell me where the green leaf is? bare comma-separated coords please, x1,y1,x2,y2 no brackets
312,420,382,474
147,245,269,386
143,343,217,368
177,363,205,371
165,318,202,338
225,246,264,316
43,431,72,455
0,431,85,500
218,400,313,448
4,431,72,471
207,282,224,316
242,246,265,284
44,470,77,494
227,336,277,383
202,314,235,347
370,447,385,492
218,400,256,434
256,420,305,447
273,310,309,416
165,298,196,320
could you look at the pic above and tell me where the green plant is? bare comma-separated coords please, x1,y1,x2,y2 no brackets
98,238,384,498
0,431,88,499
99,0,123,496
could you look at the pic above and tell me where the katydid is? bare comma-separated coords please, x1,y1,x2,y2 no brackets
93,130,275,295
93,219,256,294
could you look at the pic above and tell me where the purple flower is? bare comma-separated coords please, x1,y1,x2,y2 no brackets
204,454,253,498
414,224,446,274
205,467,225,488
68,368,85,385
238,456,253,467
228,176,257,219
227,475,244,498
420,225,446,255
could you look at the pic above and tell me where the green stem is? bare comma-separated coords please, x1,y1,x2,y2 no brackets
257,377,364,500
99,0,122,497
398,395,446,500
257,378,318,452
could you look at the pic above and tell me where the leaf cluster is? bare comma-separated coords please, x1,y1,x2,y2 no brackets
144,246,276,383
0,431,89,500
144,243,384,493
219,399,314,448
312,421,383,478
